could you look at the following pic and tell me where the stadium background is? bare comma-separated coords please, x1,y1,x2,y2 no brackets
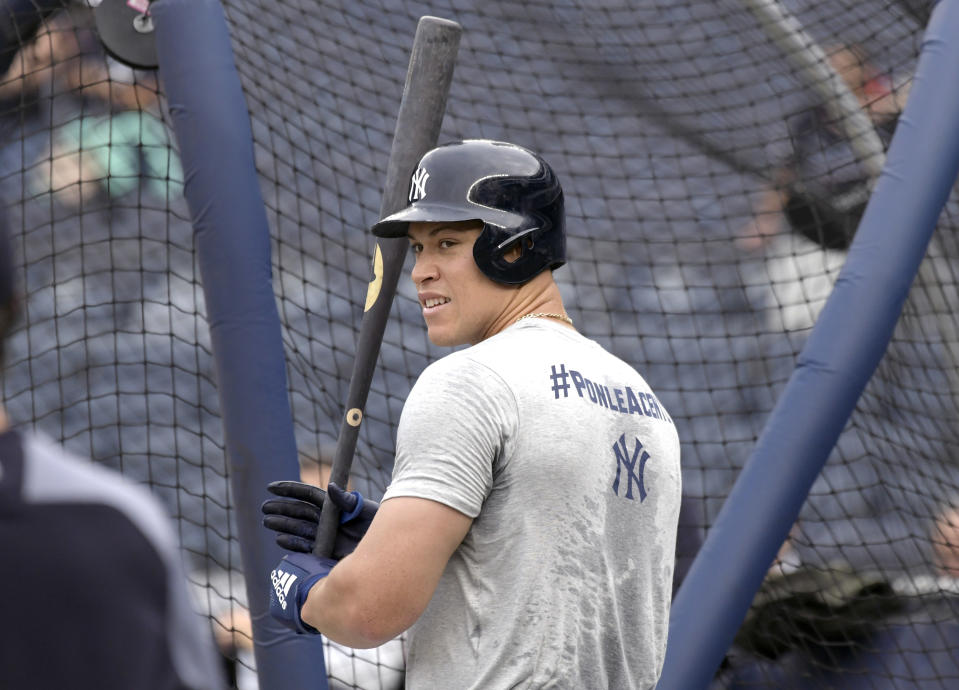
1,0,957,687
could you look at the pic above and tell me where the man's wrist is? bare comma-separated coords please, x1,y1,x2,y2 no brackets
269,552,336,635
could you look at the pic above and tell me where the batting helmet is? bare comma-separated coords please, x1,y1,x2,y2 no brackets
371,139,566,285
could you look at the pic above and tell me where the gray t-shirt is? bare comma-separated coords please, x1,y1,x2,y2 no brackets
383,319,682,689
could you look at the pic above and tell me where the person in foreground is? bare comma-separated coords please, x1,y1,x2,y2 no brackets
263,139,683,688
0,222,224,688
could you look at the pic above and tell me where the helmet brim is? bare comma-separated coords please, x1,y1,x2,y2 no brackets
371,202,526,238
371,203,481,238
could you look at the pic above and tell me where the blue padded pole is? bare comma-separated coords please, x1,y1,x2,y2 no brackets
151,1,327,687
659,2,959,688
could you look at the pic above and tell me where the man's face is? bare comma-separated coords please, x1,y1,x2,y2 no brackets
408,220,513,347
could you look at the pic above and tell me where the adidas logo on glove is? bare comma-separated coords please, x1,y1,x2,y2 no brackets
267,551,335,634
271,567,298,610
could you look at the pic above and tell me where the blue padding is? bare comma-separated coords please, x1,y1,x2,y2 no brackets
152,1,327,687
659,2,959,688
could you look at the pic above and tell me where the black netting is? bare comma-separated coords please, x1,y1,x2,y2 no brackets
2,0,957,687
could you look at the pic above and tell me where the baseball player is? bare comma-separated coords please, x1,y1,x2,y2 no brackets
263,139,683,688
0,217,225,690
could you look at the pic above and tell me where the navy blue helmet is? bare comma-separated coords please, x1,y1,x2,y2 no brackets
371,139,566,285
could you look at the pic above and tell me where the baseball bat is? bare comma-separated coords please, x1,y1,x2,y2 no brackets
313,16,462,557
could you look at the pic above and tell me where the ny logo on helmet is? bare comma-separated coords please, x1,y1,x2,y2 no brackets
409,167,430,202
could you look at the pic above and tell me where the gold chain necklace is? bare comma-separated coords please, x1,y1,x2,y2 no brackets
516,312,574,327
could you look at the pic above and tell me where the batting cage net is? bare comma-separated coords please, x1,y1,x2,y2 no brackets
2,0,957,687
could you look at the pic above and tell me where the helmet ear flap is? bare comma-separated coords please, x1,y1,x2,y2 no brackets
497,227,538,261
473,224,552,285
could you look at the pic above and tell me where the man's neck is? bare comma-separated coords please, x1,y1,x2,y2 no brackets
480,273,572,342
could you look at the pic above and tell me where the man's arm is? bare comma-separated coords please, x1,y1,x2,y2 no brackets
300,495,473,648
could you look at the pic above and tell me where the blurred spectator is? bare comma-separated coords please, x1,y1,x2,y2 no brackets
710,500,959,689
0,212,225,689
0,9,182,208
740,43,907,253
739,43,909,333
930,501,959,579
0,6,158,111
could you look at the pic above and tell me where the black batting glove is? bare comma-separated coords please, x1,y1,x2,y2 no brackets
261,480,378,560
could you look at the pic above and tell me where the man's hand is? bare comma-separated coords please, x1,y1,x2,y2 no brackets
262,481,378,559
269,552,336,634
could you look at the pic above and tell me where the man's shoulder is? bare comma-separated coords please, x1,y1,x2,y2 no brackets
416,346,506,394
24,433,151,502
21,432,179,555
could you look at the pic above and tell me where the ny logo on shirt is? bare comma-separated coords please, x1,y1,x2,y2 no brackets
612,433,649,501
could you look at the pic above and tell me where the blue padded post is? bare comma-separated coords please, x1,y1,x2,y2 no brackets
152,1,327,687
659,2,959,687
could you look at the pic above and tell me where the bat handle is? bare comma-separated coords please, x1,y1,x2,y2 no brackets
313,495,341,557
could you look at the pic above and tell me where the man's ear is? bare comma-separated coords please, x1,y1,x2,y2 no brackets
500,232,535,264
502,242,522,264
